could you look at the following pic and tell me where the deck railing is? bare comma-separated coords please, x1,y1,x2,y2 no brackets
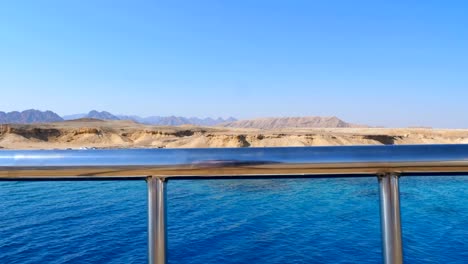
2,145,468,264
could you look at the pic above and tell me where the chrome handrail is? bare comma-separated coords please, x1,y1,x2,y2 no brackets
2,144,468,264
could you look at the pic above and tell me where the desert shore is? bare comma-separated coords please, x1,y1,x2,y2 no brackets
1,119,467,150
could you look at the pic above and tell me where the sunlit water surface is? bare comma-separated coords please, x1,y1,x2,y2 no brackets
0,176,467,263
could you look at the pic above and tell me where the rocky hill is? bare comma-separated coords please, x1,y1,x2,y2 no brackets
0,110,63,124
221,116,365,129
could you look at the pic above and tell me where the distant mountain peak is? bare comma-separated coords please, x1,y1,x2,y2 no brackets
86,110,120,120
0,109,63,124
63,110,120,121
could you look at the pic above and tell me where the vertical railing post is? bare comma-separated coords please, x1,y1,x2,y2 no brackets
147,176,167,264
378,173,403,264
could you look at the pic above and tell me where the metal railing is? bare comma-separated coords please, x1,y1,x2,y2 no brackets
2,144,468,264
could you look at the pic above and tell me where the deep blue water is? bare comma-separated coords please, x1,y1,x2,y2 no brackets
0,176,466,263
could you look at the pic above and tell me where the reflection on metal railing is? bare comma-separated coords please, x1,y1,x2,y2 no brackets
2,145,468,264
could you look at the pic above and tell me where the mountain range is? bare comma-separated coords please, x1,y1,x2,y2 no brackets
1,109,236,126
0,110,63,124
221,116,365,129
62,111,236,126
0,109,363,128
63,110,120,121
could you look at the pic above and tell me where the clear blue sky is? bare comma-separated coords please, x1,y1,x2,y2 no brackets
1,1,467,128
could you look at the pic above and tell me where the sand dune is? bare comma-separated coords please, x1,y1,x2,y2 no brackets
0,119,467,150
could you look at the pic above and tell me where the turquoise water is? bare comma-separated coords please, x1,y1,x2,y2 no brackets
0,176,466,263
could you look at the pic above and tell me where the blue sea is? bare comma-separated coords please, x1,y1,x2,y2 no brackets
0,176,467,263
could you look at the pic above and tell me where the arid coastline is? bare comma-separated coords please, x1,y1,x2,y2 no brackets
0,119,467,150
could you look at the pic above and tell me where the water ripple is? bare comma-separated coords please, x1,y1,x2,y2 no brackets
0,177,467,263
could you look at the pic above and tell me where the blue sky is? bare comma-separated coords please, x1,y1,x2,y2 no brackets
1,1,467,128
